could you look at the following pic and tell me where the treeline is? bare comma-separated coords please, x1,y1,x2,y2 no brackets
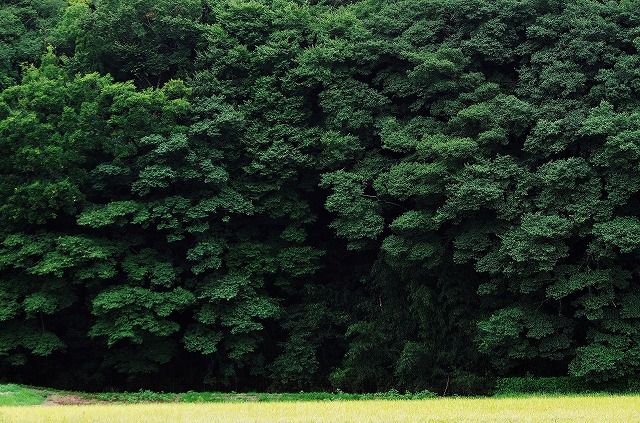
2,0,640,393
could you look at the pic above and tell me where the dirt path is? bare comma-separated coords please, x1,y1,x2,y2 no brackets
42,394,101,406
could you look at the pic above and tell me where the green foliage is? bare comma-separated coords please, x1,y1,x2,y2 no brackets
3,0,640,395
494,377,593,395
62,0,206,86
0,0,65,89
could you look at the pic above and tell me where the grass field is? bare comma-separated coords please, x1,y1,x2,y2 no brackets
2,385,640,422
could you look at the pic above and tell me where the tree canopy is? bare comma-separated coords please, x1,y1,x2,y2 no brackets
2,0,640,393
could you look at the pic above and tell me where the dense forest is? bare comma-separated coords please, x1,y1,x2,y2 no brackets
2,0,640,394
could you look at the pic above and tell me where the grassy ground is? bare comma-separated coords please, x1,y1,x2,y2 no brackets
2,385,640,422
0,385,47,406
0,384,435,405
3,395,640,422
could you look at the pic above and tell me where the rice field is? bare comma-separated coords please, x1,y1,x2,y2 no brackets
3,395,640,423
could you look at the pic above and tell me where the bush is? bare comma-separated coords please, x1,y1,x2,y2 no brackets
492,376,629,395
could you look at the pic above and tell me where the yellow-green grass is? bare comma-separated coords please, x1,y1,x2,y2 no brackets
3,395,640,423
